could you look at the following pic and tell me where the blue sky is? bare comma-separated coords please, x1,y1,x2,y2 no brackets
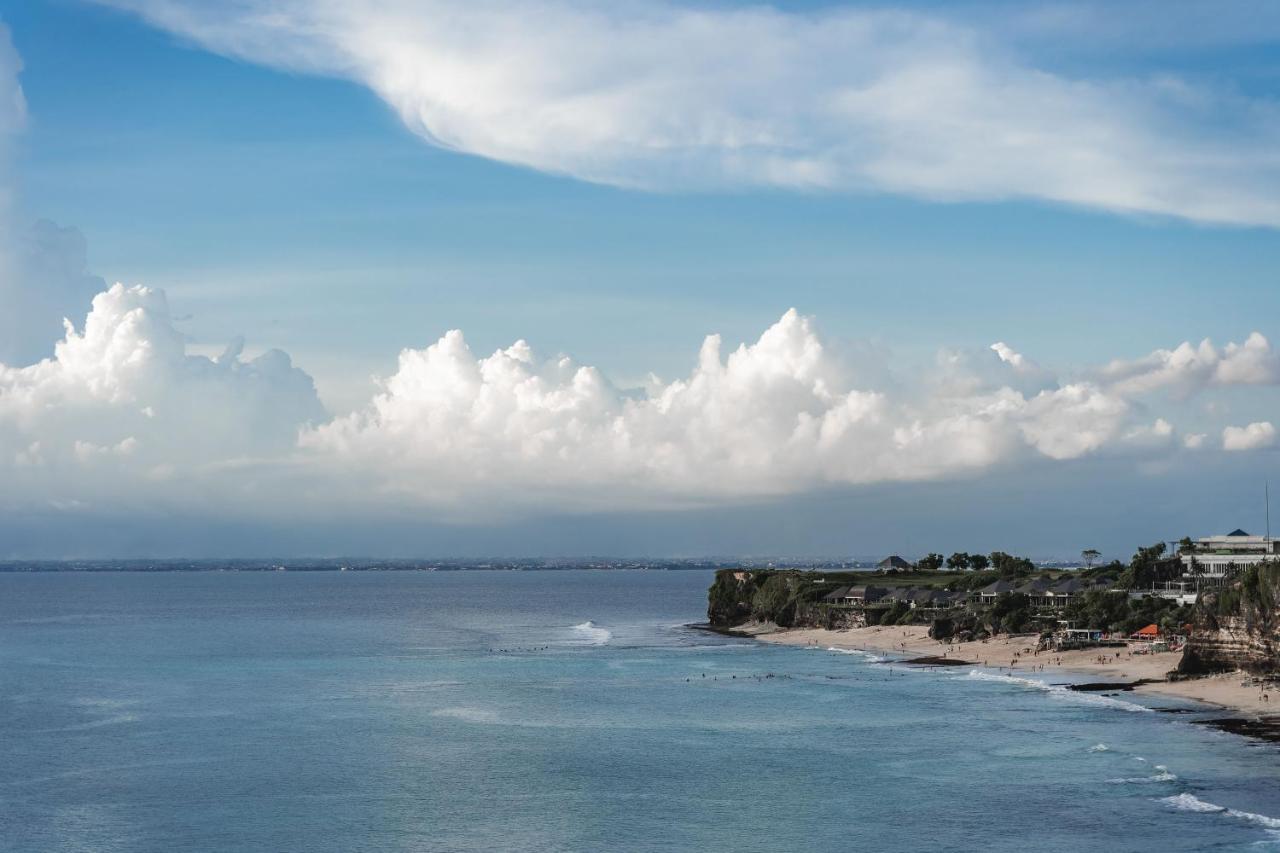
1,0,1278,558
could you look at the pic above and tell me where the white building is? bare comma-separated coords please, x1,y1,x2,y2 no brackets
1181,529,1280,585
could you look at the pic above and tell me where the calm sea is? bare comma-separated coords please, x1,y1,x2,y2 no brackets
2,570,1279,852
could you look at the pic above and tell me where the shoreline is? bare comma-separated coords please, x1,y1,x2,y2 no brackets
709,622,1280,719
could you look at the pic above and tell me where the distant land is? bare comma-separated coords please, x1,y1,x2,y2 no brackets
0,557,1090,572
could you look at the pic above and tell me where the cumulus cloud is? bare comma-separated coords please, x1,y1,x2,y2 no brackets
1222,421,1277,452
3,277,1277,518
98,0,1280,226
298,309,1144,511
0,283,326,509
1100,333,1280,397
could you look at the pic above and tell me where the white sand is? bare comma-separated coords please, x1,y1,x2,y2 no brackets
751,624,1277,715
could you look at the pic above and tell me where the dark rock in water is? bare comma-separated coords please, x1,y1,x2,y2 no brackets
1066,679,1162,692
902,655,971,667
1196,716,1280,744
687,622,755,638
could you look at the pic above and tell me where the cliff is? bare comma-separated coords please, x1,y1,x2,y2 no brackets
706,569,853,629
1179,562,1280,676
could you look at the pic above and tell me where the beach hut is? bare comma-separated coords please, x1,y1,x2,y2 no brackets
1131,624,1160,640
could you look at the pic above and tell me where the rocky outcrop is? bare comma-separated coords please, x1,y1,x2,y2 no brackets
707,570,760,627
707,569,865,630
1179,568,1280,675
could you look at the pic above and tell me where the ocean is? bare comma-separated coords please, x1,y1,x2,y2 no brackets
2,569,1279,852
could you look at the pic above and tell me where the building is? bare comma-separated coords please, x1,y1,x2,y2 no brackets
977,579,1018,604
1181,529,1280,587
1132,528,1280,605
877,555,913,571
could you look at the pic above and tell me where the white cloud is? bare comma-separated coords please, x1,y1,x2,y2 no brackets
1222,421,1277,452
97,0,1280,226
298,309,1143,511
0,283,326,508
1101,332,1280,397
3,277,1277,519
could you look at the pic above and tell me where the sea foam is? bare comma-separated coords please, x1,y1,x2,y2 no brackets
1108,765,1177,784
570,621,612,645
962,670,1153,713
825,647,884,663
1161,793,1280,830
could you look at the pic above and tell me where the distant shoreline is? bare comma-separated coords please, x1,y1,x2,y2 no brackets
0,563,732,573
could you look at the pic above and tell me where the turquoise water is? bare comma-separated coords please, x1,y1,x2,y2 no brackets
2,570,1280,852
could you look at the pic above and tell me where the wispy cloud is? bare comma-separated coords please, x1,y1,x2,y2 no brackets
97,0,1280,225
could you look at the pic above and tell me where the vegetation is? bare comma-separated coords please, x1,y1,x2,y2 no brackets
707,539,1209,637
916,553,945,571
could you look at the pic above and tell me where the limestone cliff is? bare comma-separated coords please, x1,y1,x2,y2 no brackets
1180,563,1280,675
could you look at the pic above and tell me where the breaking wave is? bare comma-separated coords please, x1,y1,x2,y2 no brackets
570,621,612,646
1089,743,1109,752
1161,793,1280,830
826,647,885,663
962,670,1153,713
1108,765,1177,784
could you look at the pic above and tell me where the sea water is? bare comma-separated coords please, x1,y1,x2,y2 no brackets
2,570,1280,852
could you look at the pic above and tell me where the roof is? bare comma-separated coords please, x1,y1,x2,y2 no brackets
1133,624,1160,637
979,579,1018,595
1228,528,1251,537
822,586,850,602
877,555,913,569
1050,577,1088,595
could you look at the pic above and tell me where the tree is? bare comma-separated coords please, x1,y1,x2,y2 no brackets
917,553,945,571
968,553,990,571
1081,549,1101,569
946,552,971,571
988,592,1031,634
990,551,1034,579
1178,536,1196,555
1123,541,1171,589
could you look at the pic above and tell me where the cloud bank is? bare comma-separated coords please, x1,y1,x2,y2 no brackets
98,0,1280,226
3,276,1275,519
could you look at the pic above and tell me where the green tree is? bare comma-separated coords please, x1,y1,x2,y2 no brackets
990,551,1034,579
917,553,945,571
988,592,1031,633
946,552,971,571
968,553,990,571
1081,549,1101,569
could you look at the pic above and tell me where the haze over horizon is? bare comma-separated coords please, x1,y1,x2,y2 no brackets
1,0,1278,558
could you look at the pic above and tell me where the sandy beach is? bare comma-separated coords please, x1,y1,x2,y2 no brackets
745,623,1279,716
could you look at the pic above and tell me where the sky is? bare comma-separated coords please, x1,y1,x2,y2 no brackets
0,0,1278,559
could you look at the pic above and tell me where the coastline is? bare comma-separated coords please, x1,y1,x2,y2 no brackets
735,623,1280,718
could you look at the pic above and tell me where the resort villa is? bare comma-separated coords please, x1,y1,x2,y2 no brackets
1139,529,1279,605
